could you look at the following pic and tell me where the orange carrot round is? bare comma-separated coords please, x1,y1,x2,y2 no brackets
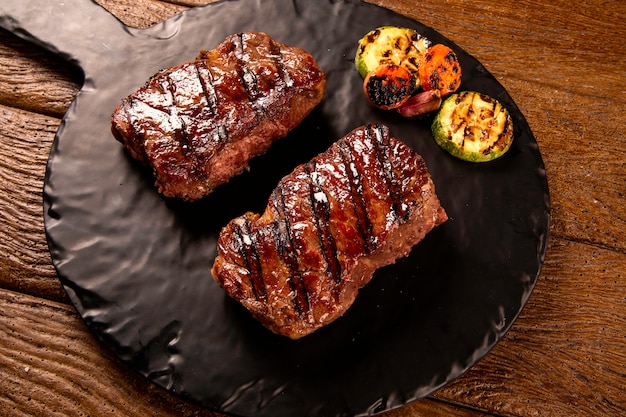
418,44,462,97
363,64,414,110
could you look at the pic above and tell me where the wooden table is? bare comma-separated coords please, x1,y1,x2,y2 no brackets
1,0,624,416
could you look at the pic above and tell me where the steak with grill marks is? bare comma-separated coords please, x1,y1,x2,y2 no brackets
211,124,448,339
111,32,326,201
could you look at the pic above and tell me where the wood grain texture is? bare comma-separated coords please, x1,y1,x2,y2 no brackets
0,30,80,118
0,289,218,417
0,0,624,416
0,105,66,302
435,238,626,416
94,0,187,28
521,83,626,252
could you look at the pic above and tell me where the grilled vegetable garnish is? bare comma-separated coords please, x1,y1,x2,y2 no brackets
355,26,431,89
418,43,462,97
432,91,514,162
363,64,414,110
396,89,442,118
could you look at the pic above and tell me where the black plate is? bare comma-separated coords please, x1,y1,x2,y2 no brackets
1,0,549,416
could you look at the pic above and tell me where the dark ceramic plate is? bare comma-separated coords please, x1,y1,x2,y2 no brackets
0,0,550,416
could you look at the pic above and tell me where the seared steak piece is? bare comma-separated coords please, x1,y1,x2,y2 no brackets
211,124,447,339
111,32,326,201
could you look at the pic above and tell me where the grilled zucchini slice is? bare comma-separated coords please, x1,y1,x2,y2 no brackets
355,26,431,89
432,91,514,162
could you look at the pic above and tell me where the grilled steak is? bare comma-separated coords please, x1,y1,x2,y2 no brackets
111,32,326,201
211,124,448,339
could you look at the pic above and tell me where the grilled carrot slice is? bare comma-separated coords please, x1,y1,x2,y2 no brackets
418,44,462,97
363,64,414,110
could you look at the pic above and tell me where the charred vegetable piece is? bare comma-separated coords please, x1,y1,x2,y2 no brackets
363,64,414,110
355,26,431,89
418,44,462,97
396,89,442,118
432,91,514,162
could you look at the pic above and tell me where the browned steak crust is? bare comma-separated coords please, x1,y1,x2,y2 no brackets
111,32,326,201
211,124,448,339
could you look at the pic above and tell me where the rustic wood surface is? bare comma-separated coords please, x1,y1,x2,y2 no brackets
1,0,624,416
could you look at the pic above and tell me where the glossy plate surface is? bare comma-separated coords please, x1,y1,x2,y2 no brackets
3,0,549,416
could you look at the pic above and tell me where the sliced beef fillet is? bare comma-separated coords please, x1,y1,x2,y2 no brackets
111,32,326,201
211,124,448,339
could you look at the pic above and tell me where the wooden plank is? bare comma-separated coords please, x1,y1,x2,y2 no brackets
370,0,625,87
94,0,187,28
0,105,66,302
0,289,218,417
512,79,626,253
385,400,496,417
434,238,626,416
0,29,80,118
0,288,493,417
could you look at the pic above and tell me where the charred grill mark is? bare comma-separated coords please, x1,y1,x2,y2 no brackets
123,98,151,163
428,69,440,90
233,33,263,112
165,73,179,109
163,72,199,162
268,39,294,88
488,105,511,153
305,162,342,284
127,97,142,136
234,33,246,58
126,96,181,161
367,125,409,222
271,188,311,315
448,94,469,142
493,108,513,153
235,219,266,301
197,124,230,165
338,140,375,253
173,118,192,156
155,78,174,113
195,61,219,115
214,124,229,151
239,66,260,102
366,29,380,43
